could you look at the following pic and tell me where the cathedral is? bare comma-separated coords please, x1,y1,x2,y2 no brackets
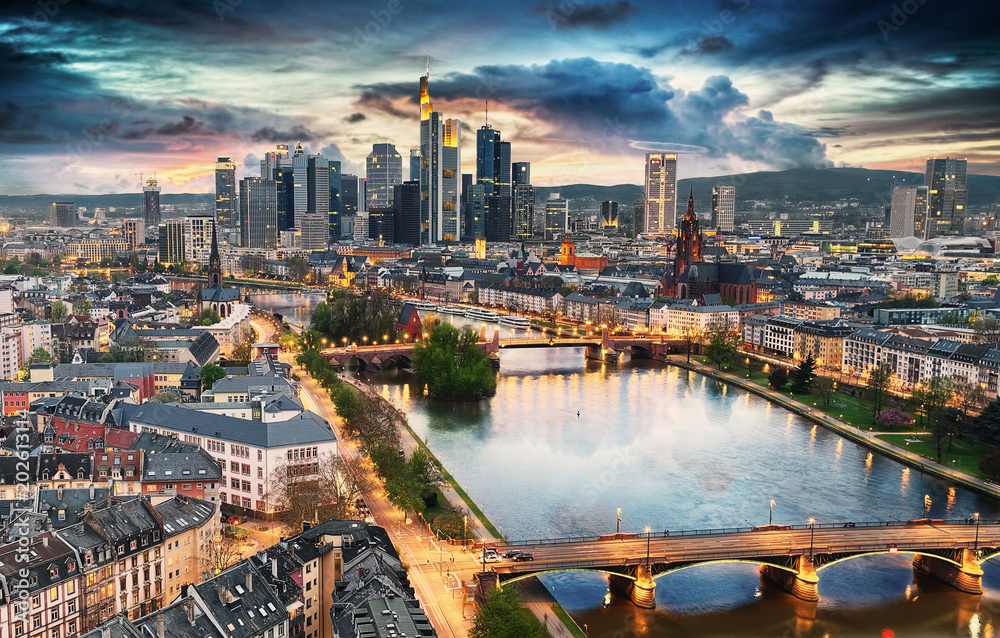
197,224,241,317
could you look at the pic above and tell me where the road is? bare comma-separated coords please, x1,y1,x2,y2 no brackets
278,348,485,638
493,522,1000,575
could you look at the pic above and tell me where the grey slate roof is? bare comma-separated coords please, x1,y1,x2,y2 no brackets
127,403,335,449
88,497,159,543
132,597,225,638
144,448,222,483
37,487,112,529
155,496,217,538
209,374,294,396
193,561,288,638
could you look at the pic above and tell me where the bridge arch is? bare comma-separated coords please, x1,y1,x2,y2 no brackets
813,548,964,571
498,566,636,586
628,345,654,360
342,356,369,372
382,354,413,369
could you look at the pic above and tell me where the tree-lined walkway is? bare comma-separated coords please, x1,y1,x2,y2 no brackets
668,357,1000,499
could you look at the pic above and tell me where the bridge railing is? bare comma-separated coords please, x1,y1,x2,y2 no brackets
497,539,990,573
500,519,987,546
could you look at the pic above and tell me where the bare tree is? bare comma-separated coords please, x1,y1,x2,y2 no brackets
265,453,372,527
230,326,257,362
202,529,247,577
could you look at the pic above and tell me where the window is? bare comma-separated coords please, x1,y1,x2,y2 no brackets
242,480,250,492
58,509,65,521
32,613,42,629
68,600,76,614
241,463,250,476
230,461,239,473
50,586,58,601
182,483,191,491
130,540,137,551
258,485,263,495
231,478,239,489
258,450,263,461
68,622,76,635
32,594,40,608
50,606,59,621
258,468,263,479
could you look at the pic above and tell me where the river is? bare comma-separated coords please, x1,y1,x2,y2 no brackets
252,293,1000,637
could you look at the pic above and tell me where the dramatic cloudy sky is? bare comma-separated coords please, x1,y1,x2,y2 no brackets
0,0,997,194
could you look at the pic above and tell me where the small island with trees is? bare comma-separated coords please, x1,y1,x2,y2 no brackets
412,322,497,401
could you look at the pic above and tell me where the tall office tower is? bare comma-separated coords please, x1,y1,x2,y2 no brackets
889,186,930,238
157,220,184,265
512,162,530,187
354,211,369,241
513,184,535,239
644,153,677,234
183,214,216,266
711,185,735,232
633,199,646,235
341,175,363,217
143,178,161,233
49,201,76,227
486,195,512,242
925,157,968,238
461,173,474,237
307,155,330,218
299,211,328,252
368,207,395,243
239,177,278,248
544,193,568,240
393,181,421,246
366,143,403,210
601,201,619,228
274,165,294,232
467,184,487,239
329,161,342,239
123,219,144,250
419,68,462,243
215,157,237,227
260,144,291,181
409,149,421,182
476,125,499,191
290,142,309,231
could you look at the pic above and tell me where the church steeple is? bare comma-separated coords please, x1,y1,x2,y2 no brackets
208,222,222,288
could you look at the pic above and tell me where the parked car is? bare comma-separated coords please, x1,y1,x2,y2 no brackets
503,549,523,559
513,552,534,561
484,553,501,563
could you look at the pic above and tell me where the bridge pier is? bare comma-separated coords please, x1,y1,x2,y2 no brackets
759,556,819,602
608,565,656,609
584,344,620,363
913,550,983,595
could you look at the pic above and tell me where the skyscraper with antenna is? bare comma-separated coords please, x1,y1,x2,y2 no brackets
419,59,462,243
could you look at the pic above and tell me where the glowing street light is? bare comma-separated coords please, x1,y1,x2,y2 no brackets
808,518,815,558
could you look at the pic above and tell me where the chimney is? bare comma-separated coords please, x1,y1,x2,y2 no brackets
183,598,196,625
102,626,110,638
57,487,63,500
245,569,252,593
90,485,95,500
217,586,226,604
42,536,48,547
271,557,277,579
156,610,165,638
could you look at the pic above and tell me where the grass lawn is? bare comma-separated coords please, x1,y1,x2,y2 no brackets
878,434,996,479
550,603,586,638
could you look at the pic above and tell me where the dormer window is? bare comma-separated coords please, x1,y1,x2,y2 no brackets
41,472,49,480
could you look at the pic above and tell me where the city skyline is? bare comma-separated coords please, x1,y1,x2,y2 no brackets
0,0,996,196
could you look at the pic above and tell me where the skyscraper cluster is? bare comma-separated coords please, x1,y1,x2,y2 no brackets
888,157,968,239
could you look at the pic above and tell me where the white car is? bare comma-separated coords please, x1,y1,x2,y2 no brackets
484,552,501,563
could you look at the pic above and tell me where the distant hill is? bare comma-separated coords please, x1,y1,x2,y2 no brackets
3,167,998,217
534,167,1000,212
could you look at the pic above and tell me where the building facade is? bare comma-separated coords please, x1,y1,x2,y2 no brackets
644,153,677,234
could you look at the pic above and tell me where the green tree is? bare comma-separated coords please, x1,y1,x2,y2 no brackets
862,365,893,422
982,275,999,287
230,326,256,363
99,257,114,268
972,398,1000,446
284,256,312,282
469,587,553,638
50,300,68,323
811,376,837,408
200,362,227,391
73,298,92,316
30,267,47,277
4,258,20,274
932,407,964,462
979,450,1000,482
153,261,167,274
973,316,1000,342
790,353,817,394
703,317,739,370
768,366,788,390
412,323,497,401
150,391,181,404
195,307,222,326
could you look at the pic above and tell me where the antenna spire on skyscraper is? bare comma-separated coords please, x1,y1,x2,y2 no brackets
485,100,488,126
426,53,430,77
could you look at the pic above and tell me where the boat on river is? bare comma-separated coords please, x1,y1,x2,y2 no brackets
466,308,501,322
498,315,531,328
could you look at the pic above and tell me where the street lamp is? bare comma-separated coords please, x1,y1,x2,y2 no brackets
645,526,651,568
808,518,815,558
975,512,981,550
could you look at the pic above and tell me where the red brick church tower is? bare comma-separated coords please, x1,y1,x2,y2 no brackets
672,187,703,288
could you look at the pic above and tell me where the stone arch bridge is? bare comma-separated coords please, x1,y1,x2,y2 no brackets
489,520,1000,609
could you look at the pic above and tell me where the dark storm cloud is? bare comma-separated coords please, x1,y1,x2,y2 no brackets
534,0,638,30
679,35,734,56
250,125,322,143
156,116,221,137
343,113,367,124
358,58,830,168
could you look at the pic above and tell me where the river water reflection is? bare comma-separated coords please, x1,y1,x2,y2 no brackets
363,347,1000,638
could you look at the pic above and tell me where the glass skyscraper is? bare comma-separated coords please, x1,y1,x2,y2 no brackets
143,178,161,234
366,143,403,211
215,157,237,228
711,185,735,232
644,153,677,234
925,157,968,238
239,177,278,248
419,70,461,243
